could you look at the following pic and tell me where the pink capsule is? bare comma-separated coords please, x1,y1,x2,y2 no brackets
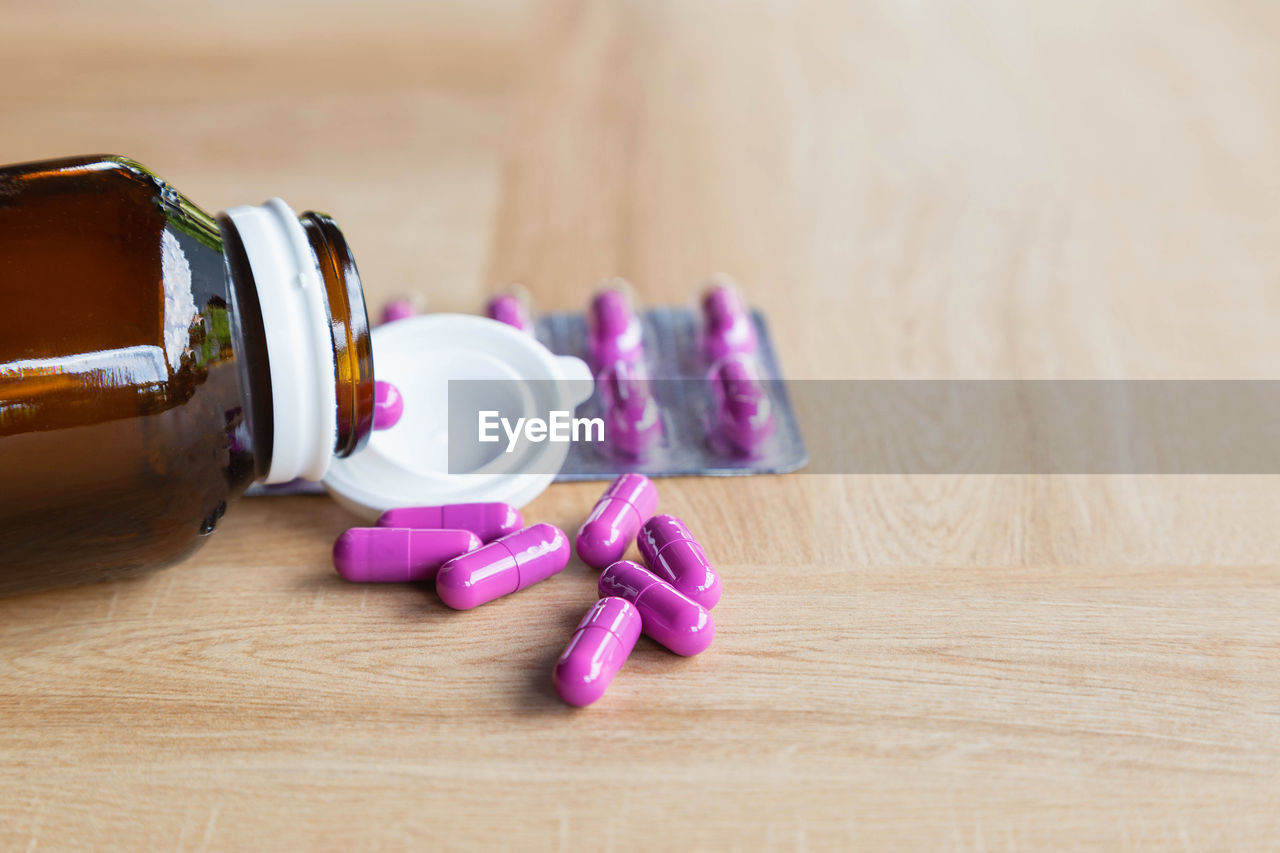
709,354,775,455
575,473,659,569
587,282,643,370
380,298,417,325
599,360,662,458
637,514,720,609
485,291,533,333
435,523,570,610
376,502,523,543
700,277,757,362
553,596,642,707
373,381,404,430
333,527,482,583
599,560,713,656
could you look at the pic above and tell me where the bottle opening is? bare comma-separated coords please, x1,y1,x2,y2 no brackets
221,200,375,483
300,211,375,459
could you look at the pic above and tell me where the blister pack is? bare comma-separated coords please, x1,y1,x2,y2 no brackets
534,300,807,479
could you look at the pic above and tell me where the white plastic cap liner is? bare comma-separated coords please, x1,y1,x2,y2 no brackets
323,314,593,521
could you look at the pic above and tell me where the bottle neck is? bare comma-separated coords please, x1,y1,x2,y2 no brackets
219,200,374,484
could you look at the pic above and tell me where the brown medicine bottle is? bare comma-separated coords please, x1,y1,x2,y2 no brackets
0,155,375,595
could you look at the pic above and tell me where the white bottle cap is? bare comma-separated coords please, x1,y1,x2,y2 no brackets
224,199,337,484
322,313,593,520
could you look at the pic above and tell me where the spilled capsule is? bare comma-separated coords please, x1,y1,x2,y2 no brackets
637,514,721,609
575,473,659,569
333,528,482,583
553,596,642,706
372,381,403,430
599,560,713,656
435,523,570,610
376,502,523,543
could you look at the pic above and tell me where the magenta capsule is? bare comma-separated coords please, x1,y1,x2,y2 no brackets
575,473,659,569
637,514,720,609
380,297,417,325
435,523,570,610
376,502,523,543
599,560,713,656
485,291,533,333
700,277,757,363
709,354,775,455
553,596,642,707
373,381,404,430
333,528,482,583
587,282,643,370
599,360,662,458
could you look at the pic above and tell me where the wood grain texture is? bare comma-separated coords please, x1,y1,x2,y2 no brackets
2,0,1280,849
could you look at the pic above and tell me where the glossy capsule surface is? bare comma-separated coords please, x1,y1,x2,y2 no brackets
373,381,403,431
333,528,482,583
553,596,642,707
587,283,643,369
575,473,659,569
700,277,757,363
376,502,523,542
637,514,721,609
599,560,713,656
435,523,570,610
709,354,775,455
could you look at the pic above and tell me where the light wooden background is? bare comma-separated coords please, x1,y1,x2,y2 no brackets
3,1,1279,849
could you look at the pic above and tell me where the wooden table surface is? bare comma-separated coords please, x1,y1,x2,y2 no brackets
3,1,1279,849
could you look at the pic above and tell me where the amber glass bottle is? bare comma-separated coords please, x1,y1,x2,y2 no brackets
0,155,375,595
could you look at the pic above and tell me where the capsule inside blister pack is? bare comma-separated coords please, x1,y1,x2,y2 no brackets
708,353,775,456
379,293,427,325
598,360,663,458
485,285,535,333
698,274,757,364
587,278,644,371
